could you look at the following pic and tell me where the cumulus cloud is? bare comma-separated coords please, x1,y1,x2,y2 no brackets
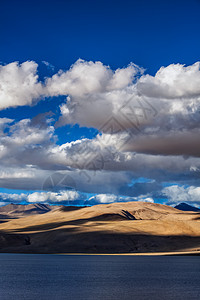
162,185,200,206
47,59,147,131
1,60,200,132
45,59,141,97
88,194,154,205
137,62,200,99
0,61,43,109
0,116,58,169
0,192,27,203
46,60,200,159
27,190,83,204
0,190,84,205
89,194,119,204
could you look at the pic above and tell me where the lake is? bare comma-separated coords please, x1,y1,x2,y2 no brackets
0,254,199,299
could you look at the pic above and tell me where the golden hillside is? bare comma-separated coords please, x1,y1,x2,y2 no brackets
0,202,200,254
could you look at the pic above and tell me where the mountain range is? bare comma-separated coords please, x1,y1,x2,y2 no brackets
0,201,200,254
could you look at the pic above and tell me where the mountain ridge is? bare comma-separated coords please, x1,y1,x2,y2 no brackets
0,201,200,254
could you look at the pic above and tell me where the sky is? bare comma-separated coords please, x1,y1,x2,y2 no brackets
0,0,200,206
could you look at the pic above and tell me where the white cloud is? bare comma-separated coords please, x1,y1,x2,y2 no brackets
89,194,118,204
137,62,200,98
88,194,154,204
48,60,200,158
0,117,59,169
141,197,154,203
162,185,200,206
27,190,82,203
0,61,43,110
48,61,199,131
0,192,27,202
0,190,84,205
0,118,13,126
45,59,141,97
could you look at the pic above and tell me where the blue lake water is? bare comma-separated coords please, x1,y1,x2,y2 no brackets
0,254,200,300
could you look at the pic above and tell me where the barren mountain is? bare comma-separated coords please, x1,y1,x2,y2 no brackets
0,201,200,254
0,203,54,219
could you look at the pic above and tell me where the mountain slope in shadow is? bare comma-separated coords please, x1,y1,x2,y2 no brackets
175,203,200,212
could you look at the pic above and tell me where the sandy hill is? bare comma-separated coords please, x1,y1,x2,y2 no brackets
0,204,86,219
0,203,55,219
0,201,200,254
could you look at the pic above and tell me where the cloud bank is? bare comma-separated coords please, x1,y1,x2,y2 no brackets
0,59,200,206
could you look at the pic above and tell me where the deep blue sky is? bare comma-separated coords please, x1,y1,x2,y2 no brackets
1,0,200,139
1,0,200,73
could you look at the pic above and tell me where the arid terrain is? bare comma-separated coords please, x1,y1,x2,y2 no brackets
0,202,200,254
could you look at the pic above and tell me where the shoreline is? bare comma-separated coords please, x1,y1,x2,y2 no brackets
1,250,200,256
56,250,200,256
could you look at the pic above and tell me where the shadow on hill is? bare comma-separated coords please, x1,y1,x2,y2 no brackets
1,229,200,254
60,206,88,212
121,210,136,220
11,213,127,233
192,215,200,220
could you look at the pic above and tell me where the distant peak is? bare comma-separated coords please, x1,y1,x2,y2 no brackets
174,203,200,212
